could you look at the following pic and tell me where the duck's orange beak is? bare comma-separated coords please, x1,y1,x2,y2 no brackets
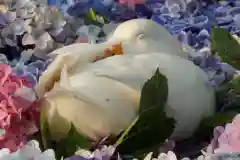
94,43,124,62
111,43,124,55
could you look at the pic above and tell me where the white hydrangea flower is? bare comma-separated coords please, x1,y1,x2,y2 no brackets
143,151,190,160
16,7,28,19
0,54,8,63
142,151,230,160
10,18,25,35
4,11,16,23
0,148,10,159
0,140,56,160
1,26,17,46
0,14,6,26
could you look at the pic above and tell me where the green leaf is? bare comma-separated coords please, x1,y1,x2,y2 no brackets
115,69,175,156
216,76,240,112
224,77,240,111
85,8,107,26
55,124,90,159
211,27,240,70
139,68,168,113
87,8,97,21
232,76,240,92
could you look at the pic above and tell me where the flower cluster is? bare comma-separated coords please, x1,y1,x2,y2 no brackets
0,63,39,152
207,114,240,153
0,0,238,159
0,0,80,61
0,53,50,87
0,140,56,160
117,0,145,8
145,0,239,90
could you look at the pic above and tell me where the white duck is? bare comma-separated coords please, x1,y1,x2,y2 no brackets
39,52,215,141
36,18,188,97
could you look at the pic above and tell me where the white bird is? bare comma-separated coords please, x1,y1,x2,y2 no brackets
36,19,189,97
40,52,215,141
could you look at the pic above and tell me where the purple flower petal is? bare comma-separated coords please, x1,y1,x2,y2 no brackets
178,30,189,44
28,60,46,72
26,67,39,77
12,66,26,77
220,63,236,80
196,29,210,42
24,72,37,86
65,155,97,160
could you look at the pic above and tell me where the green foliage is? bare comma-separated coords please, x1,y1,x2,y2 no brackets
139,69,168,113
215,76,240,112
211,27,240,70
194,111,238,141
194,77,240,141
223,77,240,112
84,8,108,27
232,76,240,92
115,69,176,156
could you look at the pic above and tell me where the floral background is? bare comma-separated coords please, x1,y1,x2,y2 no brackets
0,0,239,159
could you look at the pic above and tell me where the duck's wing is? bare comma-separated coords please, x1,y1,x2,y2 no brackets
35,52,77,98
36,41,124,97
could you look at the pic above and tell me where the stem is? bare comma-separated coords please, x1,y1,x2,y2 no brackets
114,116,139,147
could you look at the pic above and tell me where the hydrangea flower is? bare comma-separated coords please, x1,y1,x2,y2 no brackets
0,63,39,151
188,50,237,88
0,140,56,160
0,0,238,158
0,0,82,62
207,114,240,153
117,0,145,8
143,151,190,160
69,146,117,160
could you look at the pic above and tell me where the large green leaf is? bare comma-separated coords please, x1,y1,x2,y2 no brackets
211,27,240,70
55,124,90,159
115,69,175,156
139,69,168,113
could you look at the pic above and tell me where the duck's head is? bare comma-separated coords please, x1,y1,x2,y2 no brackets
106,18,189,58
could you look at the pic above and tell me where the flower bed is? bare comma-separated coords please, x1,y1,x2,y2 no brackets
0,0,239,159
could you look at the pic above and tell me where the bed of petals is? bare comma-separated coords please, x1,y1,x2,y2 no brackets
0,0,239,159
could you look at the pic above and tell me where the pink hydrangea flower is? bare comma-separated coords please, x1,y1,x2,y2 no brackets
207,114,240,153
0,64,39,152
117,0,145,8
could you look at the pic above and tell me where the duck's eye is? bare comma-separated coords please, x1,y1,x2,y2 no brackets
137,33,144,39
